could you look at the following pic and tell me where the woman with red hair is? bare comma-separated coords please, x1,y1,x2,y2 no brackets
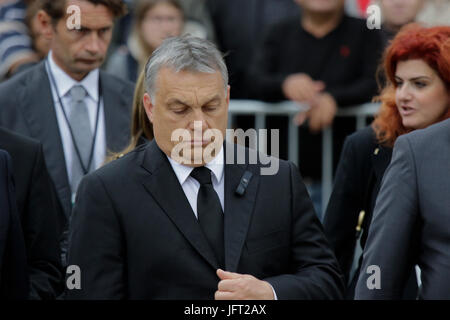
323,24,450,299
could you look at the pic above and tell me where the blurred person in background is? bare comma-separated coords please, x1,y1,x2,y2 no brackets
208,0,300,99
179,0,216,43
324,24,450,299
206,0,301,177
337,0,424,44
106,0,184,82
0,0,38,80
105,69,153,163
376,0,424,45
417,0,450,26
246,0,383,216
0,0,60,79
25,0,50,59
8,0,53,76
345,0,371,17
109,0,215,50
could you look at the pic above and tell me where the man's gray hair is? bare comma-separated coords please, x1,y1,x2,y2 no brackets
144,35,229,98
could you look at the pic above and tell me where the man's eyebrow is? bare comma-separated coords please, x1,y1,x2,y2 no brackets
166,98,190,106
76,25,113,31
166,95,221,106
203,96,221,104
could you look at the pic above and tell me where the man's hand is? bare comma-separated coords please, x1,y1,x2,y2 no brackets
282,73,325,103
214,269,275,300
308,92,337,132
294,92,337,132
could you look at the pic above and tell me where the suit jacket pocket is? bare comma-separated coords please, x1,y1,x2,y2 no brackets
245,229,289,255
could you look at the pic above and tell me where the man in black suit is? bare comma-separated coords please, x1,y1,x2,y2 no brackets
0,0,134,264
67,36,344,299
0,127,64,299
0,149,29,299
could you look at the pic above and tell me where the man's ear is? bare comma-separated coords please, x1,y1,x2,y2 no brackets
226,85,230,105
36,10,55,41
143,93,155,123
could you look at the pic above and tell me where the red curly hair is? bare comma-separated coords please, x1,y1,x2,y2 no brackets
373,24,450,147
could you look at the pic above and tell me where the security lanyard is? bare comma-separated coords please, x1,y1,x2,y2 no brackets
45,59,101,175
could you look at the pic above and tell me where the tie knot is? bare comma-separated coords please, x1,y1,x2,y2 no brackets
70,85,87,102
190,166,212,185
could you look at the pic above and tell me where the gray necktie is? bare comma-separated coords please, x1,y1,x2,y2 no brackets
68,85,93,198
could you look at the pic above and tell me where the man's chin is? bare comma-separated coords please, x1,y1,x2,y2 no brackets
169,141,222,166
75,60,102,71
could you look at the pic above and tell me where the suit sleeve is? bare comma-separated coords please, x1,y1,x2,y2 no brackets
265,162,345,299
0,151,29,299
66,172,126,300
355,136,420,299
25,144,65,300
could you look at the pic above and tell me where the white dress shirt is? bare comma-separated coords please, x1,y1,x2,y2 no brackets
46,51,107,193
167,146,225,218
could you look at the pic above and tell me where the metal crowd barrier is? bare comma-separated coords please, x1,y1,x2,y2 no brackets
228,100,380,214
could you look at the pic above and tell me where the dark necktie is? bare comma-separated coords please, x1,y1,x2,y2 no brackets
190,166,225,268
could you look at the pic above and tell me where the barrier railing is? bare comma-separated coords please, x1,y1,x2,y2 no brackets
228,100,380,214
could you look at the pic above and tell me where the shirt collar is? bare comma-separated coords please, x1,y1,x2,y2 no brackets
167,145,224,186
47,51,100,102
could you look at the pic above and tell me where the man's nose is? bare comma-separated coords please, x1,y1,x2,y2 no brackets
85,32,101,55
188,113,208,131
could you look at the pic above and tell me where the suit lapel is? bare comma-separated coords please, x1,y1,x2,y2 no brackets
101,71,131,153
223,143,259,272
140,141,220,270
18,62,72,217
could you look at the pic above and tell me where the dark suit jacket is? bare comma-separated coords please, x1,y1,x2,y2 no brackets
67,140,344,299
0,150,29,299
323,126,417,299
323,126,392,283
355,119,450,299
0,61,134,220
0,127,64,299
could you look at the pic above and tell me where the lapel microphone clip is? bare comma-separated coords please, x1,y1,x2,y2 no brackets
235,171,253,196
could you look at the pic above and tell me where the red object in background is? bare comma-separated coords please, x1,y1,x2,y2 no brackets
340,45,351,58
358,0,371,16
